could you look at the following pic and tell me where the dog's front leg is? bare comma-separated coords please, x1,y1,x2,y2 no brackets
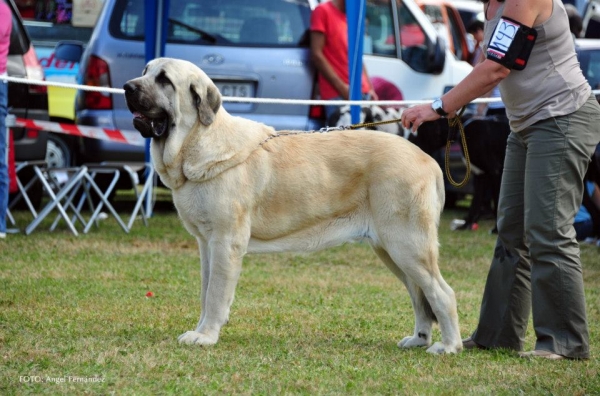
178,235,246,346
196,237,210,329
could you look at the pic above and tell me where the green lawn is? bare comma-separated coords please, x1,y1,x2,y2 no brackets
1,202,599,395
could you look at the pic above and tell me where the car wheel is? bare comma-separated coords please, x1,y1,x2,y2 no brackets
46,134,72,168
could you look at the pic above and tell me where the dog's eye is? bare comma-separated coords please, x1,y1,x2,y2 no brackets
156,71,173,87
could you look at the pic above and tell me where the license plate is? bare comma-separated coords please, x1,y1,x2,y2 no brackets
214,81,255,98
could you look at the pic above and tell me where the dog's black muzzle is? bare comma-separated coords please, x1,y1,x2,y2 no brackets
124,82,170,139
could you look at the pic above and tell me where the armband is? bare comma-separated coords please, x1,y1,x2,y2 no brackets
486,17,537,70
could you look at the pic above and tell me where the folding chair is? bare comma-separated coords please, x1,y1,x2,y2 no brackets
77,165,130,234
6,207,16,228
74,162,155,233
8,161,48,220
17,162,155,235
97,162,155,230
24,165,89,236
28,165,130,235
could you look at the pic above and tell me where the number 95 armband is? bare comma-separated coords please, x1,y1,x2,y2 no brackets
487,17,537,71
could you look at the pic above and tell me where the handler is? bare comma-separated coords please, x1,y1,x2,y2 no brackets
401,0,600,360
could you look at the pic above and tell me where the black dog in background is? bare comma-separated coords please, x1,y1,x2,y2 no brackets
406,114,510,229
458,115,511,231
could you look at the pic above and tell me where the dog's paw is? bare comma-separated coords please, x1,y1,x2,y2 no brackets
177,331,218,346
398,335,430,349
426,341,461,354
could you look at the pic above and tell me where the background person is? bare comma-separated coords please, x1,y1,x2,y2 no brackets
574,179,600,243
467,19,485,66
1,0,13,239
310,0,378,123
575,151,600,244
401,0,600,360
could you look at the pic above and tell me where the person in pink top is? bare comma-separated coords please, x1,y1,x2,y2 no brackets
310,0,378,123
0,0,13,238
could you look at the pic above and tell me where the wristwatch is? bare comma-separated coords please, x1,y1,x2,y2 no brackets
431,98,448,118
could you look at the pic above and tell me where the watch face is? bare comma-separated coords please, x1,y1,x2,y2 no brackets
433,99,446,115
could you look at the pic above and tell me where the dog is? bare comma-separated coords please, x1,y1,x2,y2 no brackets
456,115,511,230
123,58,462,354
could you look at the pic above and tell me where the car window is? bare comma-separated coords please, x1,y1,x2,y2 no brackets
422,4,444,24
445,6,465,60
421,5,450,49
365,0,397,57
15,1,94,45
109,0,312,47
398,2,430,72
23,21,93,45
579,48,600,90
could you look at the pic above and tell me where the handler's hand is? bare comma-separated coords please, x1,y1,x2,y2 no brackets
401,103,440,133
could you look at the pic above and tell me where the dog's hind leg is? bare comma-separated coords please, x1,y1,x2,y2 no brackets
372,245,434,349
381,237,462,354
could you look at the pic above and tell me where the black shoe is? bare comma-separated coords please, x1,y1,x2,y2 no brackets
462,337,486,350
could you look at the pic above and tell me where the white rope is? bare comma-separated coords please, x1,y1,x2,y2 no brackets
2,74,599,106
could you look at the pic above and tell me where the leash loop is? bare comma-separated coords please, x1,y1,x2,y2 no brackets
444,107,471,188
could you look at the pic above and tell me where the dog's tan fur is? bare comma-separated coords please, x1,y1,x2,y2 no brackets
124,58,462,354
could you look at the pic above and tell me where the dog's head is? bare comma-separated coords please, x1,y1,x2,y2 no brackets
123,57,222,139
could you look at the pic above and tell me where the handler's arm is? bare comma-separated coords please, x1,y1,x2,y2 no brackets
401,0,547,131
441,60,509,115
400,58,509,131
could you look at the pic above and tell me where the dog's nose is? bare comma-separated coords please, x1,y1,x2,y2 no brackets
123,82,137,94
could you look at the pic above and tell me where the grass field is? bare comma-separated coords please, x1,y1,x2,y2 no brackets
1,200,599,395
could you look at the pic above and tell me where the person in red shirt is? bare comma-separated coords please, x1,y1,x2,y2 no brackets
310,0,378,123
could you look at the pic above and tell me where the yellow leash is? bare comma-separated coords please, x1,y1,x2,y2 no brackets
347,118,405,130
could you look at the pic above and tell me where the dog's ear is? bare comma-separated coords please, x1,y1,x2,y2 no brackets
190,83,222,126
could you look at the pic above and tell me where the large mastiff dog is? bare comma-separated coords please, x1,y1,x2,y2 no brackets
124,58,462,354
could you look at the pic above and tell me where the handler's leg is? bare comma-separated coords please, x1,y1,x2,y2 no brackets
524,99,599,359
469,131,532,350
